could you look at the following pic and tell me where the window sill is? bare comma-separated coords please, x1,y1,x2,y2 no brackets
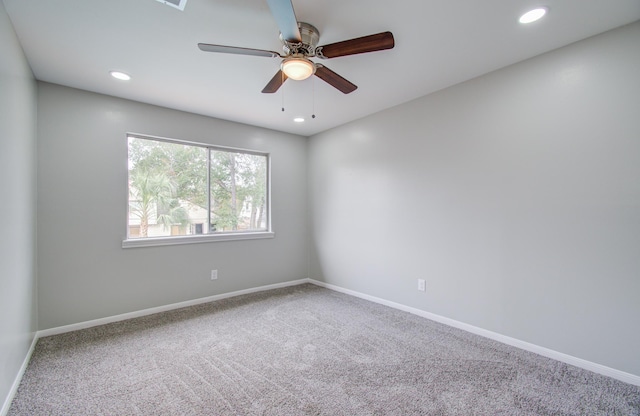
122,231,274,248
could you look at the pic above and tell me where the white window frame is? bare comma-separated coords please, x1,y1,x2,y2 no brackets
122,133,273,248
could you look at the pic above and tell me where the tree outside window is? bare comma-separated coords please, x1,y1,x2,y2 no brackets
127,135,269,239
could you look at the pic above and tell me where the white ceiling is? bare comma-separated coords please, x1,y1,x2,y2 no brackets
4,0,640,136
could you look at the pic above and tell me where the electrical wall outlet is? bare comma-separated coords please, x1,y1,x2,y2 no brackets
211,269,218,280
417,279,426,292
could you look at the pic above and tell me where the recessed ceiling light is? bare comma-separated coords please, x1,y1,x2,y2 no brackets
110,71,131,81
294,117,305,123
519,7,548,24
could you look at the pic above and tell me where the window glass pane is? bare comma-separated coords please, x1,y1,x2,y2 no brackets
128,137,208,238
210,150,268,232
127,135,269,242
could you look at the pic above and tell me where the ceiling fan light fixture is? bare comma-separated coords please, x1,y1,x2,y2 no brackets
281,56,315,81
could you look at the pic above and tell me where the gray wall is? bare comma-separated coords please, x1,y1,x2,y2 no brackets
37,83,308,329
0,1,38,410
308,22,640,376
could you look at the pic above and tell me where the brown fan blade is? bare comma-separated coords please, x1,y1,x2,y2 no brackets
316,31,395,59
198,43,282,58
266,0,302,43
314,65,357,94
262,70,288,93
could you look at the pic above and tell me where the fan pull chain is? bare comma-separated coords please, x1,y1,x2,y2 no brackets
311,76,316,119
281,71,285,112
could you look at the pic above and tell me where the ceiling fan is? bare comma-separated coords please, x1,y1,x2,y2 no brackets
198,0,395,94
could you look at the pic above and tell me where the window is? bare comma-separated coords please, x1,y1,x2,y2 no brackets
124,134,271,247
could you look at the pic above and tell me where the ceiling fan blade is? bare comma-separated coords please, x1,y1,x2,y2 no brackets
314,65,357,94
262,70,288,93
316,31,395,59
266,0,302,43
198,43,282,58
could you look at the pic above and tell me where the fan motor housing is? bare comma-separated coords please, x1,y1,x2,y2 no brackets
280,22,319,56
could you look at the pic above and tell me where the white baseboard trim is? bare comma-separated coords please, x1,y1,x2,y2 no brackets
1,333,38,416
308,279,640,387
38,278,311,338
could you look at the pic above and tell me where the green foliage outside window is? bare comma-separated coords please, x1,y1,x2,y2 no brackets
127,135,268,239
